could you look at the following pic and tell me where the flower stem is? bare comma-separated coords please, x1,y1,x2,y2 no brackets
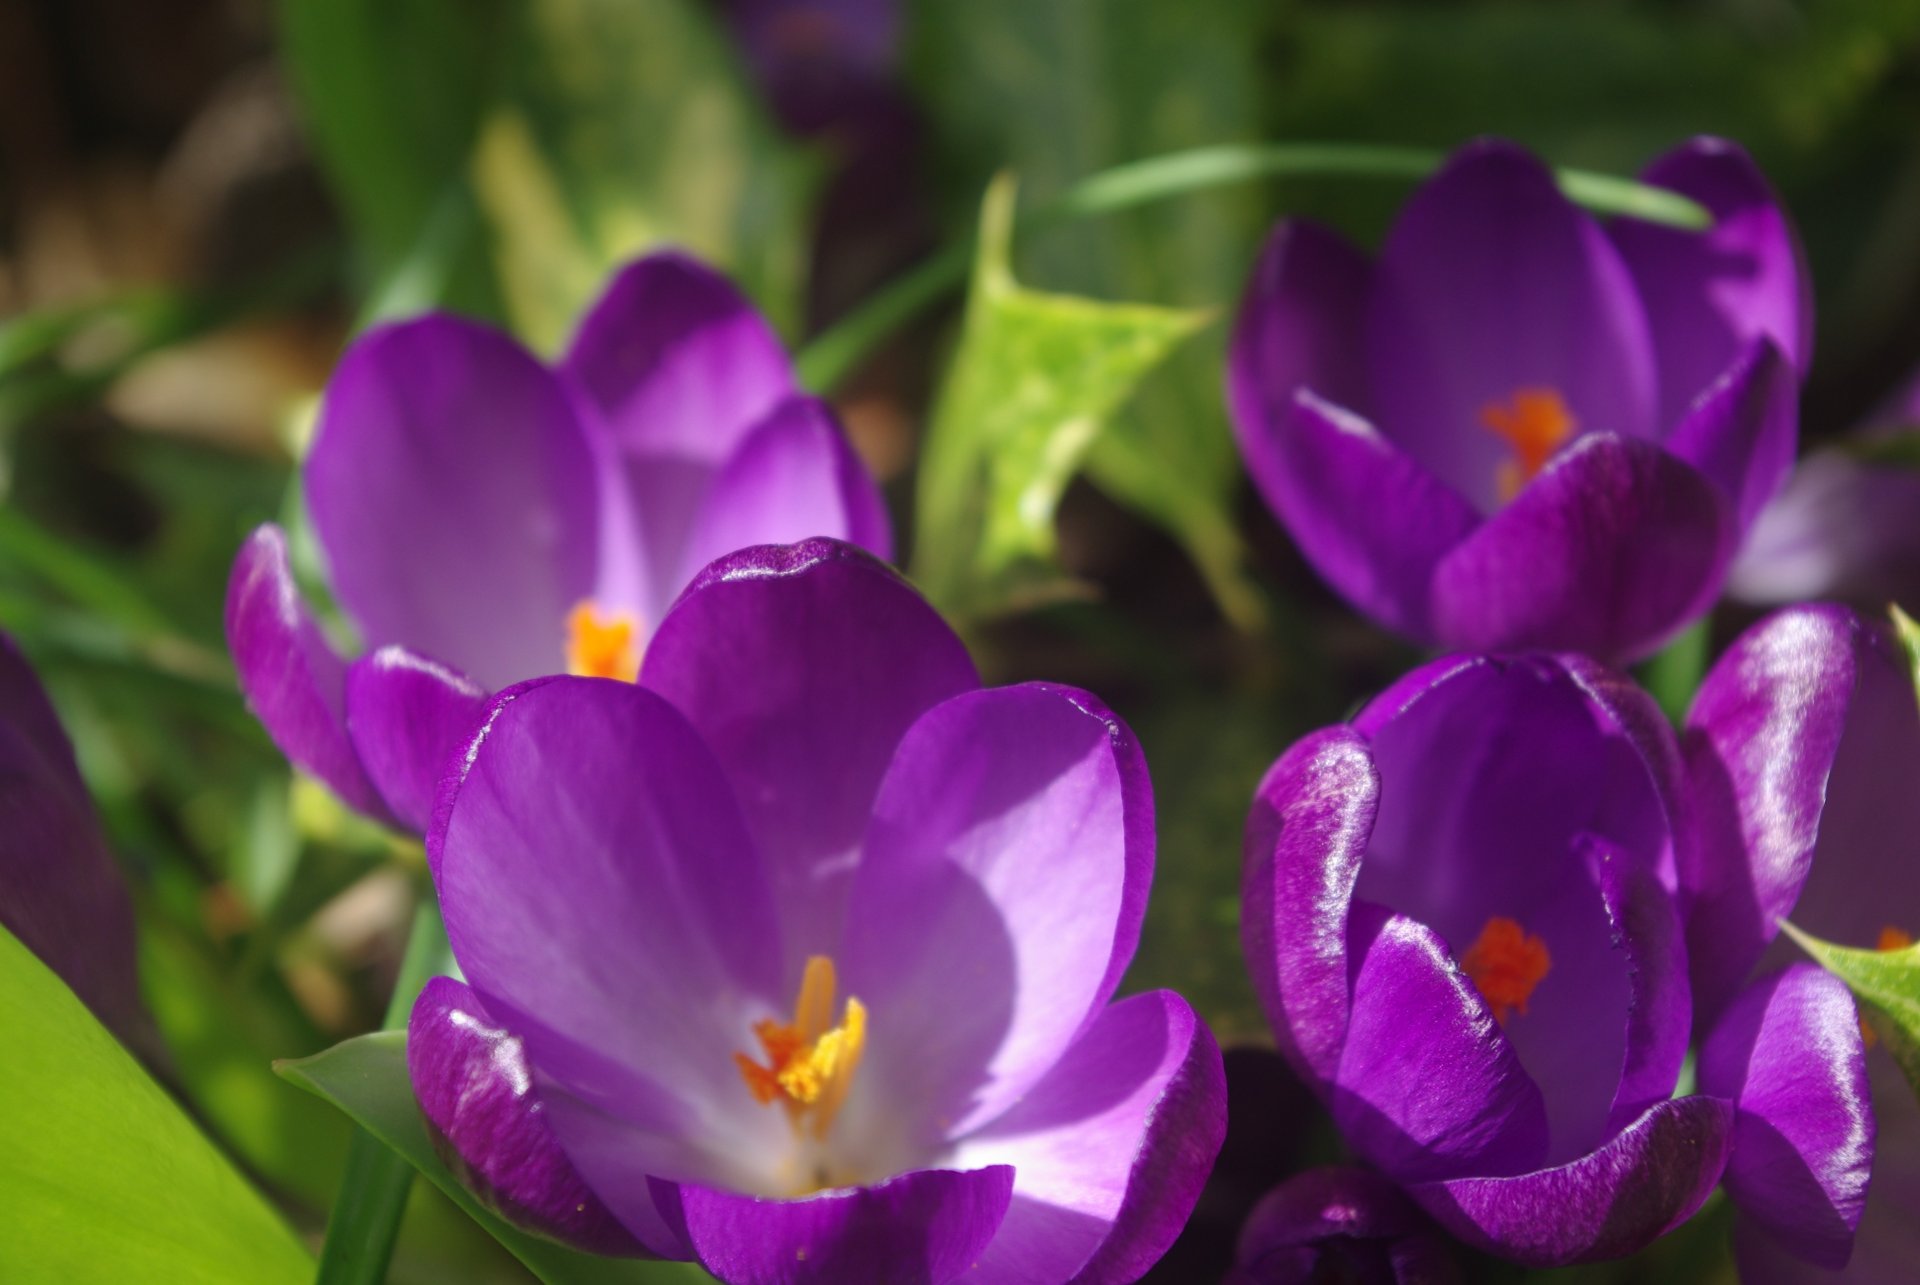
314,894,449,1285
1641,617,1712,726
794,141,1711,394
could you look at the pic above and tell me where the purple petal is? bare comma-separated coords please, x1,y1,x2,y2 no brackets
723,0,901,134
0,634,157,1060
947,991,1225,1285
305,316,601,690
430,676,790,1218
641,539,977,975
225,525,390,822
1242,392,1481,643
561,253,798,618
841,683,1151,1140
406,976,643,1256
1367,139,1657,511
675,396,892,593
1406,1095,1732,1267
1699,965,1872,1268
1227,219,1374,437
1728,451,1920,606
343,647,487,834
1661,338,1798,534
1429,432,1732,661
1680,604,1867,1020
1611,137,1814,426
1772,613,1920,957
1733,1055,1920,1284
1242,726,1380,1087
663,1165,1014,1285
1591,839,1691,1132
561,251,796,464
1230,1166,1461,1285
1354,656,1671,1162
1333,903,1549,1181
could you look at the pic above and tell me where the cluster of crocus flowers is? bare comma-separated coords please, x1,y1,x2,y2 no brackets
225,252,889,833
407,540,1225,1281
1242,607,1877,1269
1227,136,1809,661
197,144,1903,1282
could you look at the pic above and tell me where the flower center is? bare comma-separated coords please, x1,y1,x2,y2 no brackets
1479,387,1577,503
565,601,643,682
734,955,867,1144
1460,915,1552,1025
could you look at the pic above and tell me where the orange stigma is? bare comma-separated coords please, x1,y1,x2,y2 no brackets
1479,387,1577,503
1863,927,1912,1049
734,956,867,1142
1461,916,1552,1024
565,601,643,682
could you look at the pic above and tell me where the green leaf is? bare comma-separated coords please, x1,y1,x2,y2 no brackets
313,897,453,1285
1893,603,1920,689
911,176,1210,619
278,0,506,317
1781,921,1920,1099
473,0,810,353
910,0,1272,628
0,923,310,1281
278,1031,707,1284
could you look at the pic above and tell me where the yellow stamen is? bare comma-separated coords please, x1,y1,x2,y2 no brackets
1864,927,1912,1048
565,601,643,682
1479,387,1577,503
1461,916,1552,1025
735,956,867,1140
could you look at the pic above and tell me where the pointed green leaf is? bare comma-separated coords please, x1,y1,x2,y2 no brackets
911,0,1272,628
0,924,311,1281
1781,920,1920,1100
473,0,810,352
1891,604,1920,698
912,176,1210,619
278,1031,706,1284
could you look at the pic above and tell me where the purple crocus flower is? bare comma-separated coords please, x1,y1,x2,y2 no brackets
1226,1167,1460,1285
1685,606,1920,1281
720,0,900,137
0,635,160,1064
1228,137,1809,661
226,252,890,833
408,539,1226,1281
1242,624,1871,1268
1729,365,1920,608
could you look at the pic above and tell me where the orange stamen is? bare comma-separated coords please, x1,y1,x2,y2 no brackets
735,956,867,1141
1479,387,1577,503
1864,927,1913,1049
1461,916,1552,1024
565,601,643,682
